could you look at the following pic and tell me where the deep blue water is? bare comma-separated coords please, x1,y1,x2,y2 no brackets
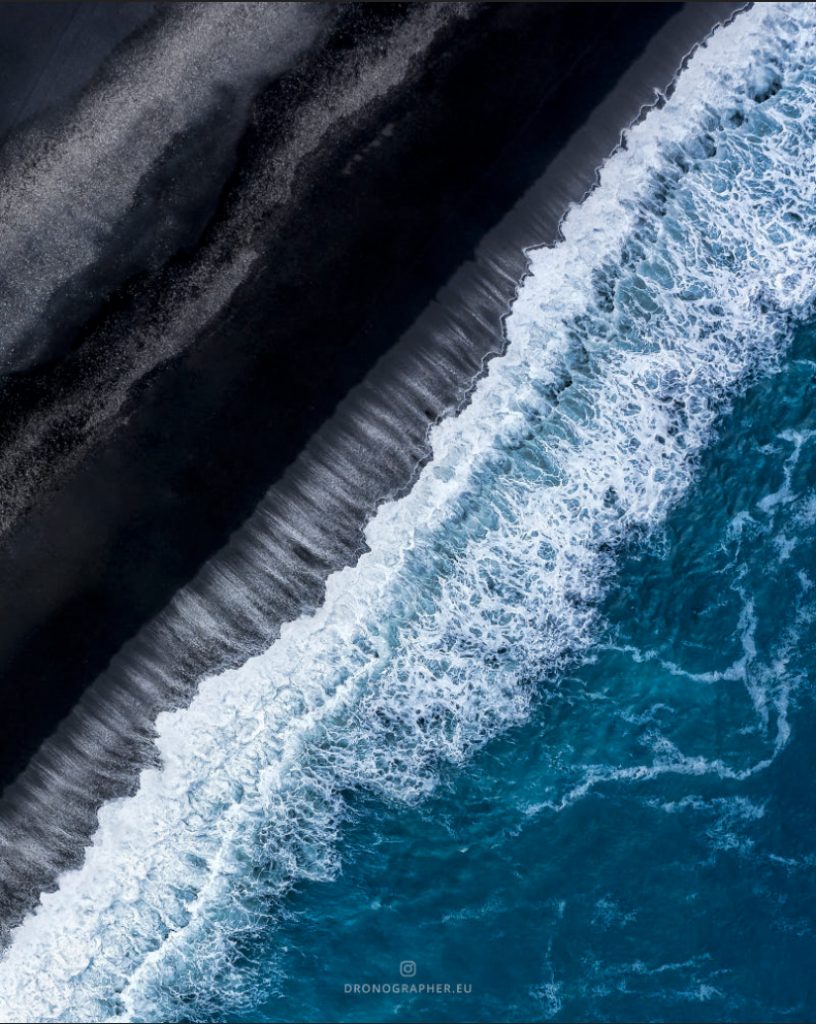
241,323,816,1023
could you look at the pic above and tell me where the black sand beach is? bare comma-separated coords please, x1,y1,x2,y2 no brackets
0,2,744,939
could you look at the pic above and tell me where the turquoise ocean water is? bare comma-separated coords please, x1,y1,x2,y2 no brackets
247,320,816,1022
0,4,814,1022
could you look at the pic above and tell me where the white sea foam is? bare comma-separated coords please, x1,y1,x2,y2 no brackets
2,2,816,1020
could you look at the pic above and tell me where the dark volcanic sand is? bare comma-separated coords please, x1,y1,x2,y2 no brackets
0,3,683,787
0,2,158,141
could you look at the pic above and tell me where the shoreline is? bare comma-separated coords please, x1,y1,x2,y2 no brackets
0,3,680,784
0,2,746,940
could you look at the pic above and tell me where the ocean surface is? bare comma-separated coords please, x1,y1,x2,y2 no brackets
0,3,815,1022
245,317,816,1023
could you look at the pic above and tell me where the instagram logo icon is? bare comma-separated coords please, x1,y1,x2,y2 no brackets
399,961,417,978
